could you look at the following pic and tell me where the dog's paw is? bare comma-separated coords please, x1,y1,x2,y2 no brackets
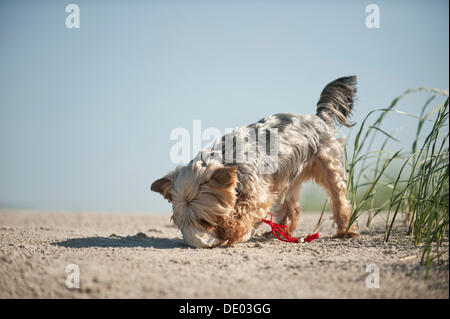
261,230,274,238
334,231,359,239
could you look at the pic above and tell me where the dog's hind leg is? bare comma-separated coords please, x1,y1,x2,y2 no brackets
313,146,359,238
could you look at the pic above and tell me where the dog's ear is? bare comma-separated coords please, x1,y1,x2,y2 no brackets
209,167,237,189
206,166,238,208
151,176,173,202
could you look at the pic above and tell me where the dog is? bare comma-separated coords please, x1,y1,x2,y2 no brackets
151,76,359,248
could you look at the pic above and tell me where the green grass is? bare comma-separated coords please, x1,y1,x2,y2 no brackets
343,87,449,275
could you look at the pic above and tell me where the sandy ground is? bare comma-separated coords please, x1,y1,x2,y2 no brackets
0,209,448,299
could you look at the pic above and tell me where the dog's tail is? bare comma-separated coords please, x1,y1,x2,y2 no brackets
316,76,357,128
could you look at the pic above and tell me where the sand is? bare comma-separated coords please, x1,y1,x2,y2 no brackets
0,209,448,299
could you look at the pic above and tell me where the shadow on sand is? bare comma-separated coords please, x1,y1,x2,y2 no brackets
52,232,187,249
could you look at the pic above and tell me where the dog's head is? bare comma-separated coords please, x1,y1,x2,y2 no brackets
151,161,254,248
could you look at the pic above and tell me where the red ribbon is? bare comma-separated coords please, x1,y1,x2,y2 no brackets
262,212,319,243
304,232,320,242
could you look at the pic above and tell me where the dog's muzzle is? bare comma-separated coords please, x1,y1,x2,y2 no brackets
181,227,256,248
181,227,223,248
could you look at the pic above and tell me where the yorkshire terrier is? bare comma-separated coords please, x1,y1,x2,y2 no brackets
151,76,359,248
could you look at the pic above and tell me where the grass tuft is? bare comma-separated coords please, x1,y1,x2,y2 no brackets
343,87,449,274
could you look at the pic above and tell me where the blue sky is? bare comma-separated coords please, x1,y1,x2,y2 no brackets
0,0,448,213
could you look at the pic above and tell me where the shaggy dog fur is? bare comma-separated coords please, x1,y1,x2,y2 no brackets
151,76,359,247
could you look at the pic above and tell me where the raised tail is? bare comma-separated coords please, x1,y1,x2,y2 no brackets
316,76,357,128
